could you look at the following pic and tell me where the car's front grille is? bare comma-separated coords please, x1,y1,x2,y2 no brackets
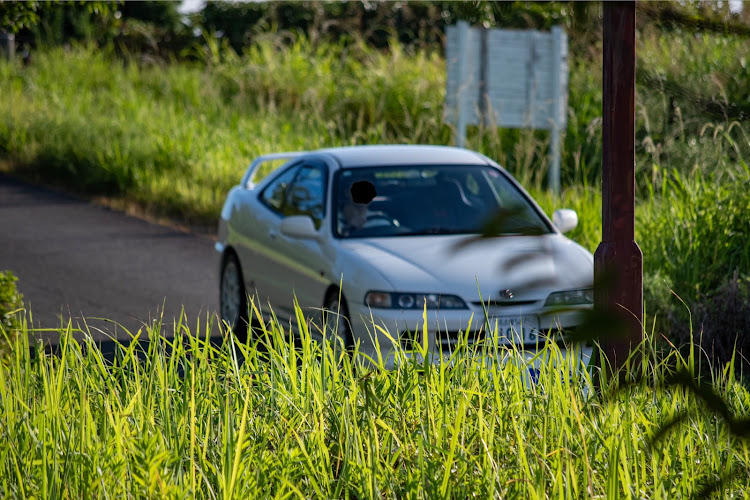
399,329,487,351
471,300,539,308
435,330,488,345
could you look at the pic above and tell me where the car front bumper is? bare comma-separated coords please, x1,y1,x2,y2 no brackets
347,302,590,365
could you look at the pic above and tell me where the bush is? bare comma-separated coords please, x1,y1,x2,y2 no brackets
0,271,24,354
676,273,750,375
637,174,750,373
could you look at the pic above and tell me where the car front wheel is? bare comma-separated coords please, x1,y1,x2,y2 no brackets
220,253,248,341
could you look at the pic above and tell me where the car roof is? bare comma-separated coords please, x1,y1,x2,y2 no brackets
315,145,492,168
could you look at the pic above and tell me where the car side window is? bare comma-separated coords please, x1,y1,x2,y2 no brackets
284,164,326,229
260,165,300,213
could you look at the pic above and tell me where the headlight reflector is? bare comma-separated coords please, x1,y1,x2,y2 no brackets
365,291,468,310
397,294,415,308
544,288,594,307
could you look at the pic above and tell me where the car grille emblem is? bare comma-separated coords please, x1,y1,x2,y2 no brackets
499,289,514,300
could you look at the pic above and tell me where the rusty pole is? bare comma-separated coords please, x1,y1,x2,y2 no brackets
594,1,643,374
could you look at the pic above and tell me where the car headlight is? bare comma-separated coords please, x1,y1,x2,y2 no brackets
365,291,468,310
544,288,594,307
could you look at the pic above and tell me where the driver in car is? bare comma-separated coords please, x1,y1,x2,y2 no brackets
340,180,377,235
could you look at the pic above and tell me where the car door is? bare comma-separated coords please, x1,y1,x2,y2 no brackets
270,161,331,323
238,163,302,316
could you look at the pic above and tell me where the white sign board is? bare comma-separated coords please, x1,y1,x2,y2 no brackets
445,21,568,193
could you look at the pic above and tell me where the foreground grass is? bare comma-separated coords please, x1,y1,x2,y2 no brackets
2,308,750,498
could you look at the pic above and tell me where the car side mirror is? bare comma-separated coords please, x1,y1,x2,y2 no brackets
552,209,578,233
280,215,320,239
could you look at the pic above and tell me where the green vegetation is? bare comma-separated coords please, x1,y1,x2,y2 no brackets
2,307,750,498
0,271,24,357
2,3,749,496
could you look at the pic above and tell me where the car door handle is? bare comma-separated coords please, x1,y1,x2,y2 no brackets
269,229,278,240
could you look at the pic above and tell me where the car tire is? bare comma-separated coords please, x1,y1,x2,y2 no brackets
324,291,354,354
220,252,248,342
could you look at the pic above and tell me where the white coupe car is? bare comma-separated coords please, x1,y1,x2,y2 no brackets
217,145,593,363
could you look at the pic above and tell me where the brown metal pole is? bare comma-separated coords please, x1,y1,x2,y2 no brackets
594,1,643,375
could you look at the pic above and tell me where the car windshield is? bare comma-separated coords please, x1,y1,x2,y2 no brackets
333,165,552,238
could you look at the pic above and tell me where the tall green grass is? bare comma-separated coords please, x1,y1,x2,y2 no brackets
638,167,750,297
2,306,750,498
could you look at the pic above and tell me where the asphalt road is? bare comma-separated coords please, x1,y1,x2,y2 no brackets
0,174,221,345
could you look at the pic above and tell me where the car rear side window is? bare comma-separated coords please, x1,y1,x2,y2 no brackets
260,165,300,213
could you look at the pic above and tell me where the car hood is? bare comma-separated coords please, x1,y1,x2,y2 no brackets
339,234,593,302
